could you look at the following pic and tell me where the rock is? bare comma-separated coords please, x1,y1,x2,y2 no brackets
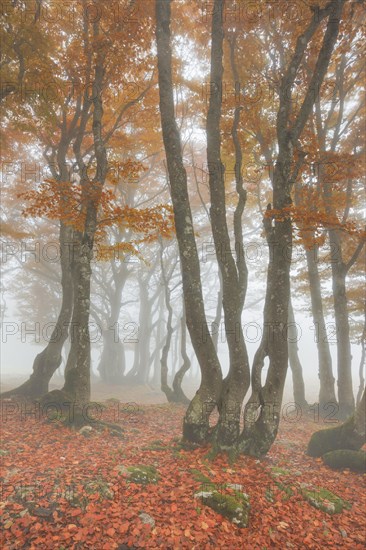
300,487,351,515
139,512,155,527
307,416,364,457
79,426,93,436
194,487,250,528
322,449,366,473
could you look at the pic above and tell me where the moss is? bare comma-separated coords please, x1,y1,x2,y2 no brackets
274,481,294,501
301,487,351,515
271,467,290,477
307,416,364,457
0,449,9,456
190,469,211,483
322,450,366,473
83,478,114,499
143,440,168,451
194,488,250,528
126,465,159,485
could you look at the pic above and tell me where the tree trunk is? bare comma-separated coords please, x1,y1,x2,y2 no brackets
63,19,107,404
305,244,337,407
172,310,191,404
329,235,354,418
207,3,250,448
160,245,175,402
156,0,222,443
288,295,308,408
212,270,223,352
151,291,165,387
357,301,365,406
62,229,93,403
98,329,126,384
1,222,74,399
239,0,345,457
125,279,152,385
98,272,127,384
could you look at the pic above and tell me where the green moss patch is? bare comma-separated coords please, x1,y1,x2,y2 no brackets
190,469,211,483
270,467,291,477
142,440,168,452
300,487,351,515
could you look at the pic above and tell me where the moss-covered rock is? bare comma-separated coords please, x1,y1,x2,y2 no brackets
194,487,250,528
307,416,364,457
300,487,351,515
322,449,366,473
125,465,159,485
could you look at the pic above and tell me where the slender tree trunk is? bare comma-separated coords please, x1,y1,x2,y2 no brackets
305,244,337,407
98,275,126,384
152,291,165,387
288,295,308,408
328,229,354,418
160,255,175,402
156,0,222,443
129,281,152,384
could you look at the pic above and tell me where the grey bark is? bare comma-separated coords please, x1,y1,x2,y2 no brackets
207,2,250,448
156,0,222,443
240,0,346,457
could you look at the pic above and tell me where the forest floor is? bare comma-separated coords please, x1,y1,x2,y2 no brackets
0,392,365,549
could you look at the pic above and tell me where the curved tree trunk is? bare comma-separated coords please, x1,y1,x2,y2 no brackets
156,0,222,443
172,311,191,404
1,222,73,399
160,242,175,402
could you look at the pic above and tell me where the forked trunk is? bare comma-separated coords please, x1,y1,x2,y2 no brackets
156,0,222,443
